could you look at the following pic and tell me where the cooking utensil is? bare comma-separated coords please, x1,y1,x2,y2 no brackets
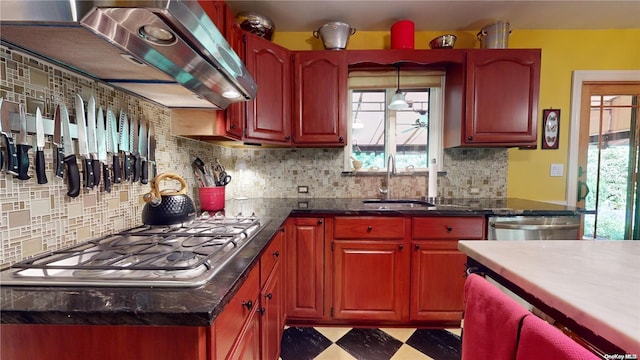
96,107,110,192
237,12,274,41
477,21,511,48
138,118,149,184
86,95,100,187
75,94,93,188
130,114,140,182
0,97,19,175
34,107,47,184
106,109,121,183
52,102,64,178
118,110,131,181
148,121,157,179
429,34,456,49
16,103,31,180
61,104,80,197
313,22,356,50
142,172,197,226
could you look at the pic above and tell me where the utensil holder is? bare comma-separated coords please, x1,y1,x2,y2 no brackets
199,186,225,211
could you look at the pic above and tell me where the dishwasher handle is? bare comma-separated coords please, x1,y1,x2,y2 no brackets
490,222,580,231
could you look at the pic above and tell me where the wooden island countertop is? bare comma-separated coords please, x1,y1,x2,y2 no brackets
458,240,640,355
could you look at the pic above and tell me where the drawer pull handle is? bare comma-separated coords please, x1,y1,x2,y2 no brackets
265,293,273,300
367,226,373,232
446,226,453,233
242,300,253,311
273,251,280,258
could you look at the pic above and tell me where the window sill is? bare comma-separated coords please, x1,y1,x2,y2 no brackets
341,170,446,177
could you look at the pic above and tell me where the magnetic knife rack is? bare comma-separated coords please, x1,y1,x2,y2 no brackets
3,99,80,140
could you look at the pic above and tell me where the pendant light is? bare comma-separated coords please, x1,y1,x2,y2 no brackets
388,63,409,110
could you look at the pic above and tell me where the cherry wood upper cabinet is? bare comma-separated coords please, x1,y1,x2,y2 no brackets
445,49,541,147
244,33,292,144
292,51,348,146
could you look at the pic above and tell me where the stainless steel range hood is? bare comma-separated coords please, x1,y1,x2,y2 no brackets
0,1,257,109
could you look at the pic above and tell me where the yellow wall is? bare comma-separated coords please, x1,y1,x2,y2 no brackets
272,28,640,202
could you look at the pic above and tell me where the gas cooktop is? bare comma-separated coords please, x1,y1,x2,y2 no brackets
0,214,269,288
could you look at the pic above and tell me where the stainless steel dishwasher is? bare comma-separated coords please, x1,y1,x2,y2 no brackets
488,215,581,240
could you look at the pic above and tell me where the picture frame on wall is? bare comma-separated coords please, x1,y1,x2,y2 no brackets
542,109,560,149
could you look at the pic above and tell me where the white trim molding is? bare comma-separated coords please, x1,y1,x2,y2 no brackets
568,70,640,206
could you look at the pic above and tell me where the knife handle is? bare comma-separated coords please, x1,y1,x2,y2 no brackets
112,155,122,183
103,163,111,193
64,155,80,198
36,149,47,184
92,159,101,187
16,144,31,180
54,147,64,178
3,135,18,175
141,159,149,184
132,154,140,182
123,153,131,181
83,158,94,189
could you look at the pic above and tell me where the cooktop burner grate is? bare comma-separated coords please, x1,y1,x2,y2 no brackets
1,215,269,287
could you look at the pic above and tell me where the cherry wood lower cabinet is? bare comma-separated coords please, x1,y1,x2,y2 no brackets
0,324,208,360
410,216,486,322
259,227,285,360
285,217,326,320
330,216,410,322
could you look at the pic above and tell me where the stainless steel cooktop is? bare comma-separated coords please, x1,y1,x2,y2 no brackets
0,214,269,288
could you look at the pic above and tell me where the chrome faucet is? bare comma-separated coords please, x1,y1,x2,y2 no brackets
380,154,396,200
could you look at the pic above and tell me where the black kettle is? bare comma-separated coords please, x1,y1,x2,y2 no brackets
142,173,196,226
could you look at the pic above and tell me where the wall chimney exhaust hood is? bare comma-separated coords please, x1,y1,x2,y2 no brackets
0,1,257,109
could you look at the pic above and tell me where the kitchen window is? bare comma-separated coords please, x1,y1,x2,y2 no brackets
345,70,444,173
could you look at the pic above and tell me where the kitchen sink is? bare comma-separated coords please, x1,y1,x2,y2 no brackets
362,199,435,209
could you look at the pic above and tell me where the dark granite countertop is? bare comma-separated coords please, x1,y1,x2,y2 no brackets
0,198,580,326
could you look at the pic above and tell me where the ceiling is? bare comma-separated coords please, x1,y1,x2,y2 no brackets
225,0,640,32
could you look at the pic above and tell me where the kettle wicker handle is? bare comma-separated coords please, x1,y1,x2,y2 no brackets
143,172,188,204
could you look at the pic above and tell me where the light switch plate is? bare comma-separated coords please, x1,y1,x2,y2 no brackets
550,163,564,177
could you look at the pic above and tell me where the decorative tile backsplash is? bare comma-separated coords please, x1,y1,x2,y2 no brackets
0,46,507,266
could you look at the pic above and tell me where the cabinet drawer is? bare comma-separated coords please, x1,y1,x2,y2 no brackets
260,228,284,288
334,216,405,239
412,217,485,239
215,265,260,360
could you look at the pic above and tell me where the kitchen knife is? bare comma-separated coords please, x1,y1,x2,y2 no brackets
86,96,100,187
147,121,157,179
34,107,47,184
75,94,94,189
118,110,131,181
130,115,140,182
61,104,80,198
0,97,18,175
106,109,121,184
138,118,149,184
96,107,110,192
52,103,65,178
16,104,32,180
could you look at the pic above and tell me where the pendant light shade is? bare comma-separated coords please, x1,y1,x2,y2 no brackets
388,64,409,110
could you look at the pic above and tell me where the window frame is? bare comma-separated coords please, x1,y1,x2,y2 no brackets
344,75,445,174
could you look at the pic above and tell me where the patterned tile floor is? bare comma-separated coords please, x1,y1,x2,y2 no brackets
280,327,462,360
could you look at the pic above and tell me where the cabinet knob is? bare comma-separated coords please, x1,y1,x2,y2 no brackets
273,250,280,258
467,136,473,141
338,136,344,142
318,220,323,225
242,300,253,311
446,226,453,233
398,244,404,250
265,293,273,300
285,135,291,141
258,307,266,315
414,244,420,250
367,226,373,232
280,227,285,233
230,124,236,129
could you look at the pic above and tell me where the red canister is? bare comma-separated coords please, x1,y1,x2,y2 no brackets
390,20,415,49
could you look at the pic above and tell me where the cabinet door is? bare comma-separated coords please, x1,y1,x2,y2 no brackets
225,24,246,140
285,218,325,319
410,241,467,322
244,33,292,144
260,261,283,360
228,303,261,360
292,51,347,146
464,49,540,146
332,241,408,321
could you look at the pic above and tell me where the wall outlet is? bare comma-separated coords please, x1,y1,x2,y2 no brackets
550,163,564,177
298,186,309,193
